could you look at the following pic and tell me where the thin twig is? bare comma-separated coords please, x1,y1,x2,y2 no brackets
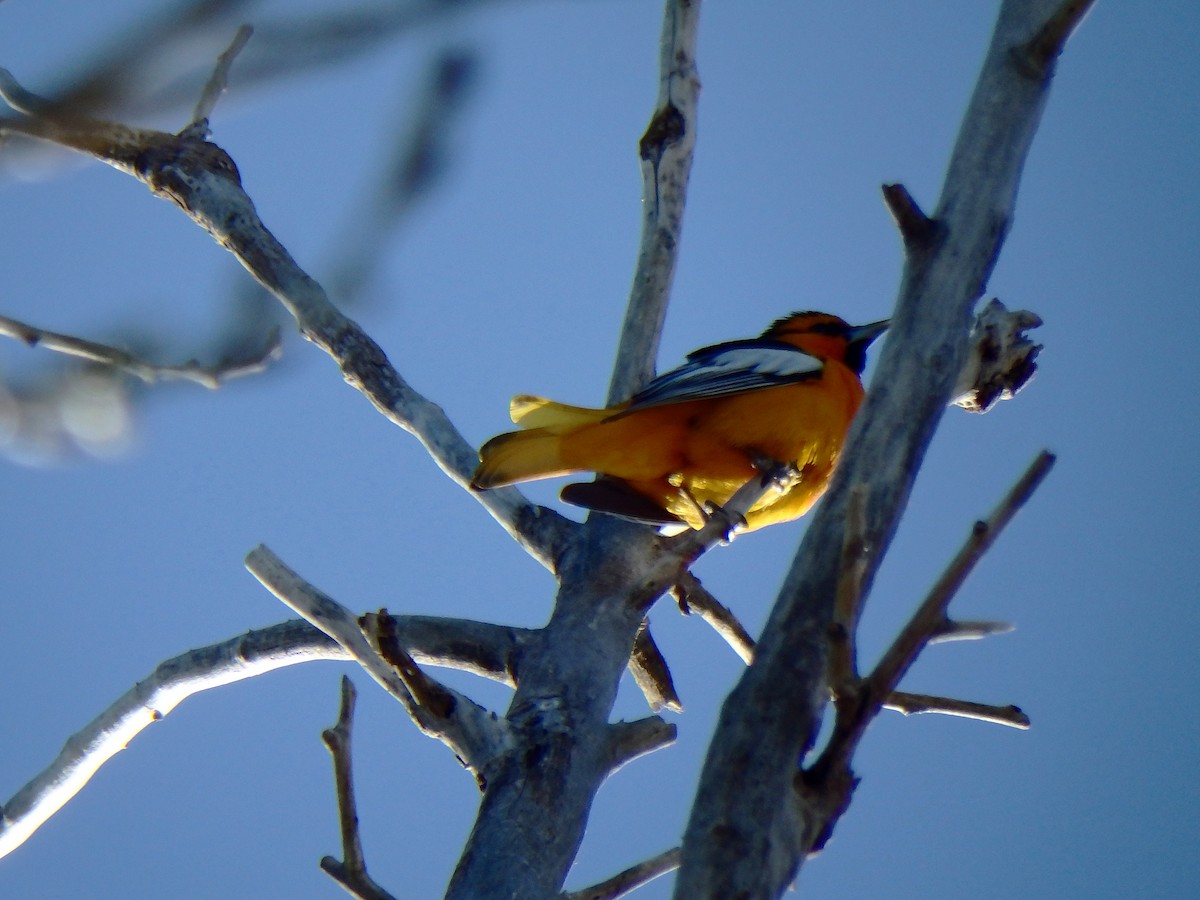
671,573,754,665
320,677,399,900
364,609,456,719
808,450,1055,790
864,450,1055,707
929,618,1015,644
0,312,281,389
187,24,253,136
885,691,1030,729
563,847,681,900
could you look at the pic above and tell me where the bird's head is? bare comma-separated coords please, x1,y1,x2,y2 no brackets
764,311,889,374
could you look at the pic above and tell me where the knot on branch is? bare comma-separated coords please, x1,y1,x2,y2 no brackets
639,102,685,165
135,134,242,208
953,298,1043,413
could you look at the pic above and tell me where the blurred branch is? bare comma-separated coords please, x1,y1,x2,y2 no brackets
0,311,281,389
21,0,499,123
187,23,253,136
327,48,479,305
0,63,572,565
605,0,700,404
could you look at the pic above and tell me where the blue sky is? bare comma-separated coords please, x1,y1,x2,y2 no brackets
2,2,1198,898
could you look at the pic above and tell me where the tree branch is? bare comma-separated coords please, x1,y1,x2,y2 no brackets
0,311,281,389
885,691,1030,729
605,0,701,404
604,717,677,774
628,620,683,713
245,545,513,785
803,451,1055,845
677,2,1087,894
320,676,399,900
0,610,531,862
0,620,339,860
186,24,253,136
671,574,754,665
564,847,682,900
0,66,572,571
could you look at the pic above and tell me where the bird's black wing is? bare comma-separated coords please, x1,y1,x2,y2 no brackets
628,338,823,409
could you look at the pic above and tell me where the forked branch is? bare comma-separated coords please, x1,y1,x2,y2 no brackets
320,676,399,900
245,545,513,785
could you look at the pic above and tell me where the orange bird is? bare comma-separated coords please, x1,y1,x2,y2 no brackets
470,311,887,532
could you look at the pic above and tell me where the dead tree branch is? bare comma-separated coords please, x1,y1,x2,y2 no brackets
0,311,281,389
320,676,399,900
0,613,530,860
606,0,701,404
677,2,1091,895
245,545,513,785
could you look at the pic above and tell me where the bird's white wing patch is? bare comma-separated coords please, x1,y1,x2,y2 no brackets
629,340,823,408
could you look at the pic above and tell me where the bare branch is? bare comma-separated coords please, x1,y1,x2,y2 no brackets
0,311,281,389
604,717,677,774
605,0,701,404
320,677,400,900
678,0,1084,891
0,609,531,862
245,545,514,784
802,451,1054,852
564,847,682,900
628,621,683,713
864,451,1055,708
671,574,754,665
929,618,1015,644
885,691,1030,729
186,24,253,136
0,620,342,860
881,182,940,248
328,49,478,305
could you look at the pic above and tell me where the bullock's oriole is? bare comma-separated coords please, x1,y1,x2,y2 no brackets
471,311,887,532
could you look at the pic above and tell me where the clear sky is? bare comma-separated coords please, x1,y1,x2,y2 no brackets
2,2,1198,898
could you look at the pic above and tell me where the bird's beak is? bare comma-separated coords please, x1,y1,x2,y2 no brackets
849,319,889,348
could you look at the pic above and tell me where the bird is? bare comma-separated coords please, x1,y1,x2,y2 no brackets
470,311,888,532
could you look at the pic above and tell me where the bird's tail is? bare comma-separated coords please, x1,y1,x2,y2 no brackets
471,395,611,489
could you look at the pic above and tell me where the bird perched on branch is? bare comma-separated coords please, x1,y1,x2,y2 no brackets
470,311,888,532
